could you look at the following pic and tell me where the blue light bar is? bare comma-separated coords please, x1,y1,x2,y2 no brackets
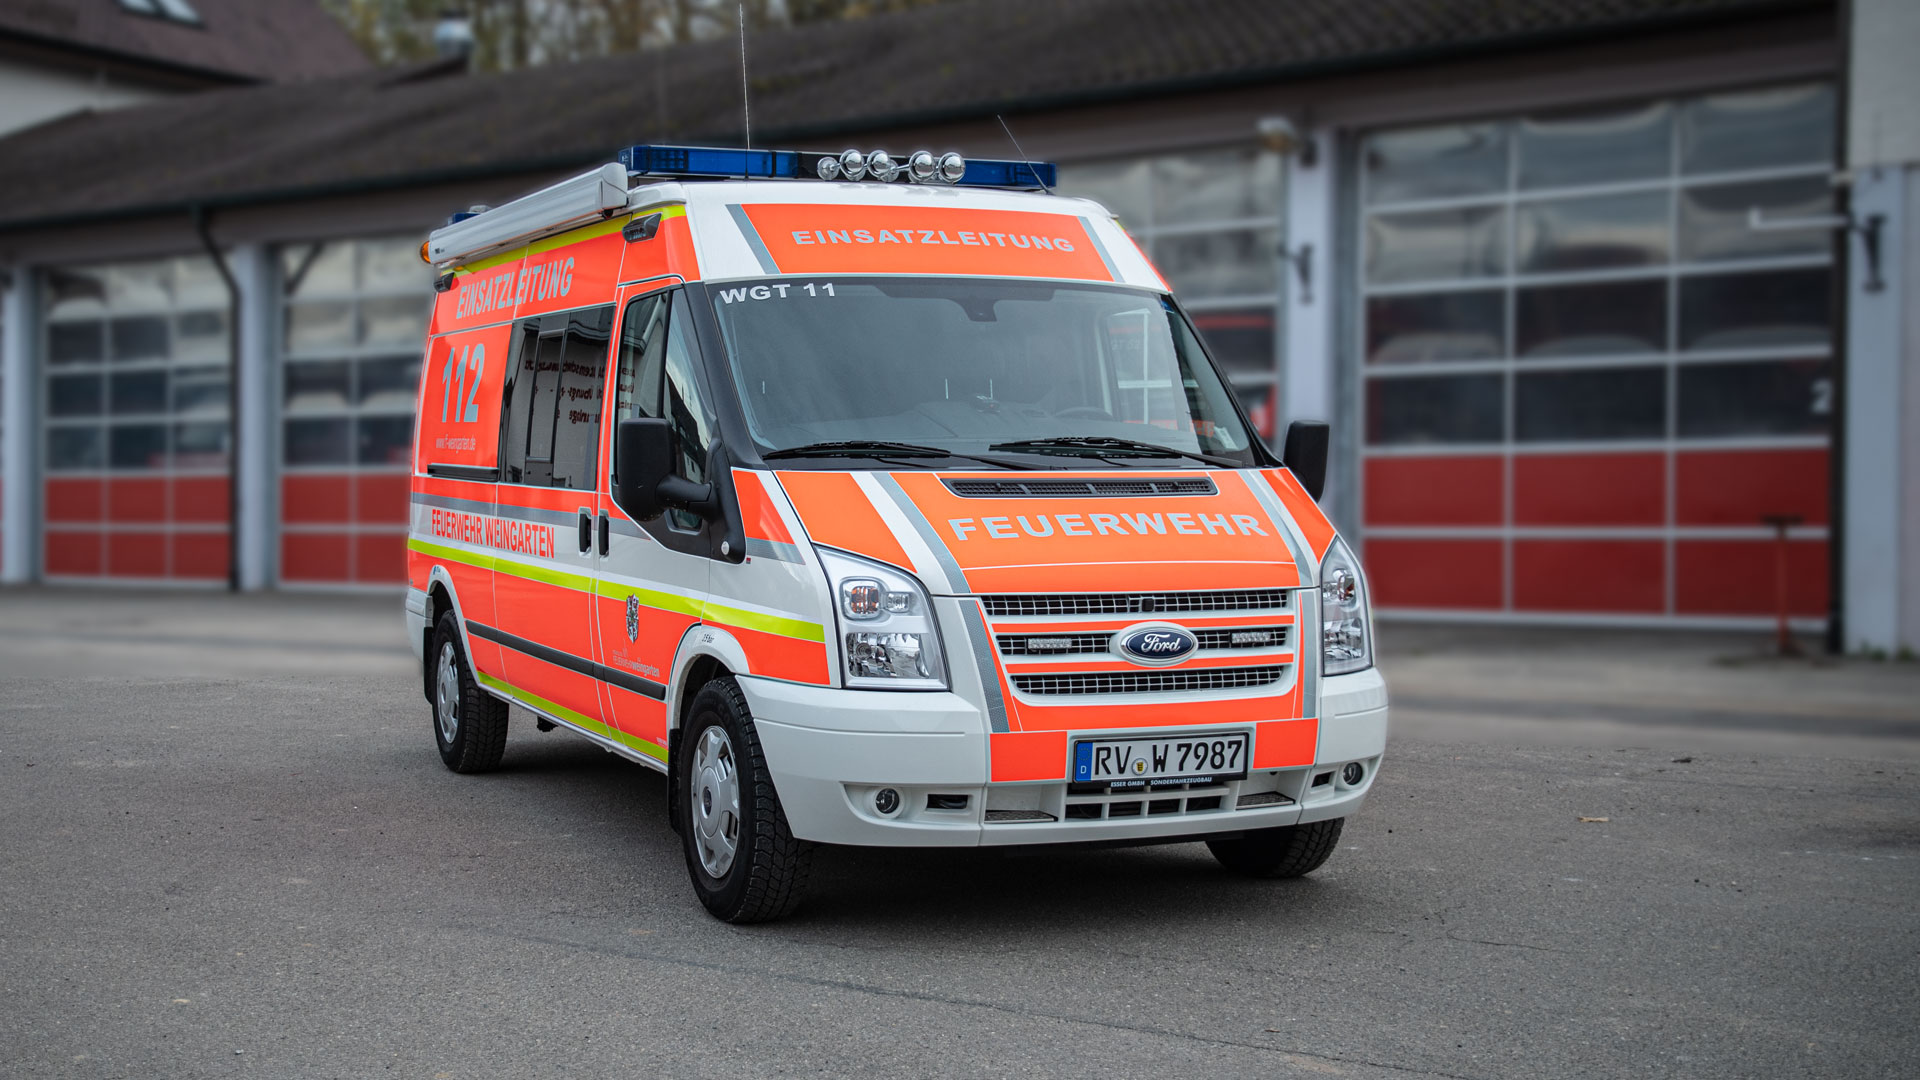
617,144,1056,190
619,145,806,179
960,158,1057,189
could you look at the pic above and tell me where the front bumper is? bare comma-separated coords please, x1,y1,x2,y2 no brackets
741,665,1389,847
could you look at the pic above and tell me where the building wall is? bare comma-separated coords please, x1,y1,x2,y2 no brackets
0,56,168,137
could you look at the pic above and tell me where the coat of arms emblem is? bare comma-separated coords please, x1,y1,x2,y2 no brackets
625,594,640,642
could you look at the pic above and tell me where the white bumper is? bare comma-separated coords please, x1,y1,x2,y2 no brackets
741,665,1389,847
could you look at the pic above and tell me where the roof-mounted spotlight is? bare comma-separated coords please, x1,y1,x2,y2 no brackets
839,148,868,181
816,155,841,180
907,150,938,184
938,152,967,184
866,150,899,183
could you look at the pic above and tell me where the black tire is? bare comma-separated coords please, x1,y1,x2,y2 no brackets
430,611,509,774
678,677,812,923
1207,818,1344,878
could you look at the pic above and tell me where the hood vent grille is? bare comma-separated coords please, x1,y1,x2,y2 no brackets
944,477,1217,498
981,589,1292,617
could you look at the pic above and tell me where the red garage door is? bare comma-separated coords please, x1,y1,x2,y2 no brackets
277,238,428,587
41,258,232,583
1355,85,1834,624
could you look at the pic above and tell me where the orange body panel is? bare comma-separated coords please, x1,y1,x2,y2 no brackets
1264,468,1336,561
738,205,1114,281
414,322,513,473
1252,719,1318,769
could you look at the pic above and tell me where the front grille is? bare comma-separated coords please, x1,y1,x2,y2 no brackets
980,589,1291,617
945,477,1216,498
998,625,1289,656
1010,665,1286,695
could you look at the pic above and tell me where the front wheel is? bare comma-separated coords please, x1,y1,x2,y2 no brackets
431,611,509,773
1207,818,1343,878
679,677,812,923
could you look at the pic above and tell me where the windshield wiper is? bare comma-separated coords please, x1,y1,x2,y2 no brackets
987,436,1242,468
761,440,1036,470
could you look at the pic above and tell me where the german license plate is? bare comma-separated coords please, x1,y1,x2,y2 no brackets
1072,732,1249,788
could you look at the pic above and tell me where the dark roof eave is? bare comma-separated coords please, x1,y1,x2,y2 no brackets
756,0,1832,143
0,25,264,88
0,0,1834,236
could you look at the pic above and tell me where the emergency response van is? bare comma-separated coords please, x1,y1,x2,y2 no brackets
405,146,1388,922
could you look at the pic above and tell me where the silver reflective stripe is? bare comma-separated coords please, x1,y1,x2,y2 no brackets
1242,472,1318,716
746,537,804,563
870,472,970,593
411,491,578,529
1079,216,1122,281
726,204,780,274
961,601,1010,733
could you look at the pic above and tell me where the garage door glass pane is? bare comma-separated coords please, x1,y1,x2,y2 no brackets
48,323,103,365
173,421,229,467
285,418,349,464
287,302,354,352
1366,291,1504,364
1364,123,1508,204
1517,191,1670,272
360,296,427,347
109,424,167,469
1517,102,1672,189
110,371,168,415
110,316,170,361
1679,268,1830,350
1366,206,1506,283
1678,358,1831,436
1056,159,1151,225
1679,177,1832,262
1366,375,1503,444
357,416,414,466
1517,279,1667,357
1189,310,1274,377
50,375,103,417
172,367,227,413
1152,148,1281,225
356,356,421,409
1680,84,1833,174
285,360,350,412
1516,367,1666,441
1152,229,1276,297
48,427,104,471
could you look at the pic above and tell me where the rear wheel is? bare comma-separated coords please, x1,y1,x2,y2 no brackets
679,677,812,923
431,611,509,774
1207,818,1343,878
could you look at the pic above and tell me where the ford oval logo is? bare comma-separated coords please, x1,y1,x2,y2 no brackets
1114,623,1198,667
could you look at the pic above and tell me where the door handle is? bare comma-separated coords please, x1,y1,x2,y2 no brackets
577,509,592,554
598,512,610,557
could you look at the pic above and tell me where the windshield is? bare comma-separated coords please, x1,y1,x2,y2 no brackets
707,277,1256,467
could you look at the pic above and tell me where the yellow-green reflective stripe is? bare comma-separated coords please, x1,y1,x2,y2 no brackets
477,671,667,763
415,537,822,644
409,537,496,571
592,578,824,643
451,206,687,276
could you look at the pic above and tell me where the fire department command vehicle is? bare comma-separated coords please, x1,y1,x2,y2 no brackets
405,145,1388,922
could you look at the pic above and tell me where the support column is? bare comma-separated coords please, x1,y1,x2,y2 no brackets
1279,128,1345,523
2,269,37,584
1842,165,1908,652
230,244,276,590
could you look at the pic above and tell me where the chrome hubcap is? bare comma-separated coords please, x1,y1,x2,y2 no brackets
690,725,740,879
435,641,460,745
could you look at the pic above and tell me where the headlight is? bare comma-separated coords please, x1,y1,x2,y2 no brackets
1319,536,1372,676
816,547,948,690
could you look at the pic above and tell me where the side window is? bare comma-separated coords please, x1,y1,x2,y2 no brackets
497,304,614,489
662,291,714,532
611,288,713,532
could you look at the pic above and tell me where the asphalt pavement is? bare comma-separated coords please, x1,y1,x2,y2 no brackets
1,588,1915,1079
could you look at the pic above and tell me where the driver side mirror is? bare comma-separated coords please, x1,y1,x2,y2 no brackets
1282,420,1329,501
614,417,719,521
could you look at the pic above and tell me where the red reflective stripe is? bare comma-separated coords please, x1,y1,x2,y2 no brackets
775,470,913,572
1252,718,1316,769
989,730,1069,783
731,469,794,545
1265,468,1336,560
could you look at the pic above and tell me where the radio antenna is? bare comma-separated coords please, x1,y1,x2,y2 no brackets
738,4,752,176
996,114,1051,194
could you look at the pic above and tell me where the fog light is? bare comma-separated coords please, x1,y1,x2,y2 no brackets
874,788,901,815
1341,762,1364,786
